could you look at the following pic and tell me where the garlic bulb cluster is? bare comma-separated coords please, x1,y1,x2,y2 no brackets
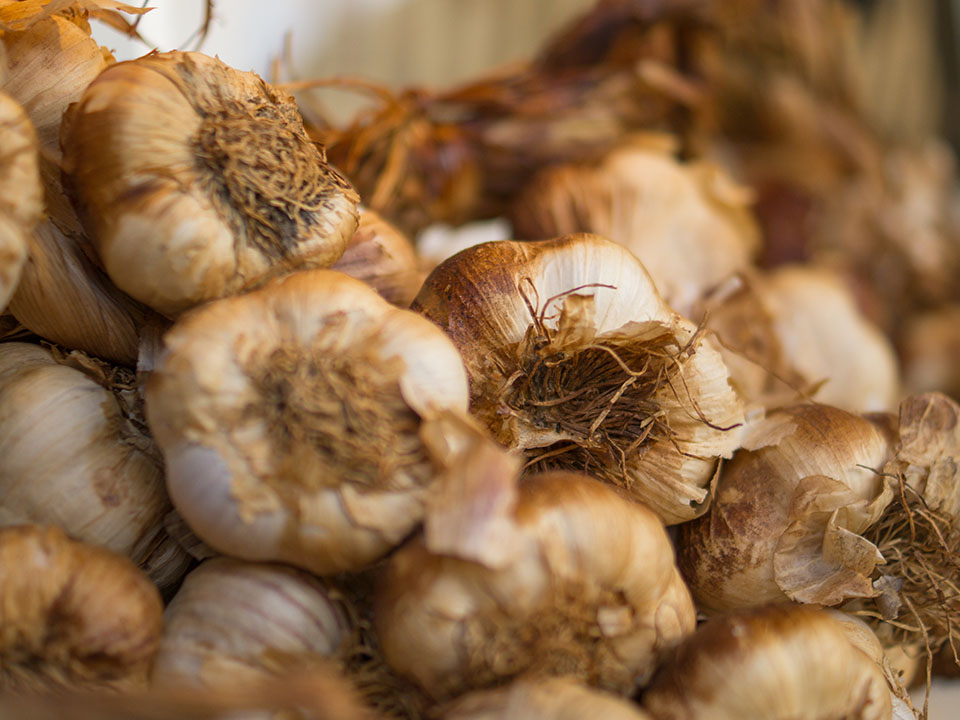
146,269,469,575
0,524,163,693
443,676,653,720
512,138,759,316
701,266,900,414
63,51,360,316
153,558,349,689
677,403,893,613
0,342,188,589
0,90,41,311
375,470,696,700
332,207,423,307
413,233,744,524
641,604,893,720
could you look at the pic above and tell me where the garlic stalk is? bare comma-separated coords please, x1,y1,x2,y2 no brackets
152,557,349,690
63,51,360,316
0,89,41,311
412,233,744,524
0,524,163,693
332,207,423,307
512,137,759,317
677,403,894,613
375,467,696,700
641,605,893,720
442,676,654,720
146,269,469,575
0,342,189,590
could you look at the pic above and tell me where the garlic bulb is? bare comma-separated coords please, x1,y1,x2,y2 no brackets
0,524,163,692
63,51,360,316
146,269,469,575
512,138,759,316
153,557,349,689
0,90,41,311
901,305,960,399
332,207,423,307
677,403,893,613
700,266,900,414
442,676,653,720
0,342,188,589
375,470,696,700
412,233,744,524
641,605,893,720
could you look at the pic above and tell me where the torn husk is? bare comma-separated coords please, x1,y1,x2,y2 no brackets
413,233,744,525
0,524,163,693
146,269,470,575
375,463,696,700
62,51,360,316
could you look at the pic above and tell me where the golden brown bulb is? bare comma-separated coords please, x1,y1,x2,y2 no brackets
0,524,164,693
62,51,360,316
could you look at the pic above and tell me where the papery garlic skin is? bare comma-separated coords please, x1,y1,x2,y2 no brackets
0,343,185,587
442,676,654,720
63,51,360,316
641,605,892,720
332,207,423,307
0,524,163,692
512,140,759,317
677,403,893,614
146,269,469,575
0,91,41,311
153,557,349,688
375,472,696,700
413,233,744,524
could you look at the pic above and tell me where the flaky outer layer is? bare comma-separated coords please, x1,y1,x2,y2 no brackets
0,343,173,571
442,676,654,720
677,404,893,613
152,557,349,688
62,51,359,316
0,524,163,693
146,269,469,575
412,233,744,524
375,472,696,700
641,605,892,720
512,142,759,317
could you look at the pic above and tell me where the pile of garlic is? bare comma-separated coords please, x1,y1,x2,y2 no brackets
1,2,958,720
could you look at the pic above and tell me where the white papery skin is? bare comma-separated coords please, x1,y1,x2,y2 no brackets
413,233,745,524
375,472,696,701
0,344,173,569
641,605,893,720
146,269,470,575
442,676,654,720
152,557,349,689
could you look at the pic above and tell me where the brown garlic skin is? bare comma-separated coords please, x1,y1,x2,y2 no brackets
152,557,349,689
641,605,893,720
677,403,893,614
375,471,696,701
0,342,189,590
332,207,423,307
0,524,164,693
412,233,744,525
62,51,360,317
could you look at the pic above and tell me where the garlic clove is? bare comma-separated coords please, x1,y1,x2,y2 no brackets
677,403,894,614
441,675,654,720
512,139,760,317
332,207,424,307
641,604,893,720
0,524,163,693
146,269,470,575
62,51,360,316
375,470,696,700
0,342,186,590
412,233,744,524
